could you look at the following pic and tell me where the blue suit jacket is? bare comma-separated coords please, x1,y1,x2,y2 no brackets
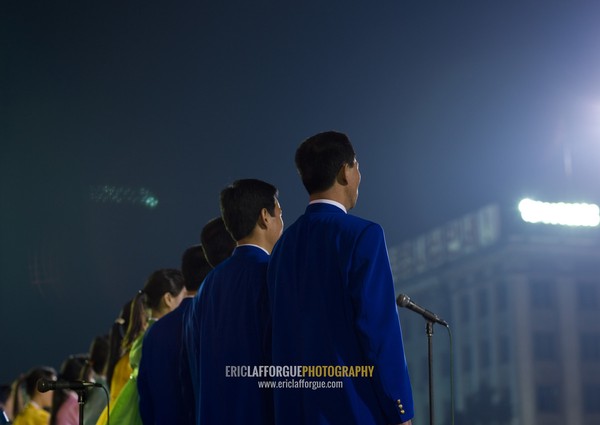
187,245,274,425
267,202,414,425
138,297,195,425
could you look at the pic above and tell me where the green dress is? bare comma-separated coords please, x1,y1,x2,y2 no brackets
105,319,156,425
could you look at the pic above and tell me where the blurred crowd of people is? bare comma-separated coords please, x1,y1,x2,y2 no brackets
1,334,111,425
0,215,235,425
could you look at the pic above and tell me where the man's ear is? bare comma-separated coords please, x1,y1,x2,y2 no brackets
163,291,183,310
258,208,270,229
163,292,175,309
336,164,349,186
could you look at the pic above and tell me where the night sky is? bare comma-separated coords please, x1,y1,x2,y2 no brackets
2,1,600,383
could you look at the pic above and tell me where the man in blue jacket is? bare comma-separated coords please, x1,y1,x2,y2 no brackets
187,178,283,425
138,219,235,425
268,131,414,425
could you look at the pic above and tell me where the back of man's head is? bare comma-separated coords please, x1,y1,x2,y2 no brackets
220,179,278,241
295,131,356,194
181,245,212,292
201,216,236,268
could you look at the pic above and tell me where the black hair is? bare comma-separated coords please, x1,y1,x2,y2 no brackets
89,334,110,376
181,245,212,292
105,298,133,388
12,366,56,417
220,179,278,241
0,384,10,406
22,366,56,398
295,131,356,194
50,355,90,425
200,217,236,268
121,269,185,350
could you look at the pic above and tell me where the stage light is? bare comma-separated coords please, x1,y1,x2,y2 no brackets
518,198,599,227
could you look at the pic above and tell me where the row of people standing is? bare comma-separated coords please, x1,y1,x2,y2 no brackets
4,334,109,425
2,216,236,425
136,131,415,425
4,131,415,425
3,267,190,425
97,217,237,425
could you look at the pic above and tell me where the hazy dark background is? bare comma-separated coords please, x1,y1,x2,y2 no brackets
2,1,600,382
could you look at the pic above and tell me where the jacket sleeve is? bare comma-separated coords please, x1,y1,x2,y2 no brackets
137,332,154,425
348,223,414,424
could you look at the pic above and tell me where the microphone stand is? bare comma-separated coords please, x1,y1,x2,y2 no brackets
75,388,87,425
426,320,435,425
397,294,448,425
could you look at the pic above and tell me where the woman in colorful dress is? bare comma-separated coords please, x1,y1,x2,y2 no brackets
96,269,185,425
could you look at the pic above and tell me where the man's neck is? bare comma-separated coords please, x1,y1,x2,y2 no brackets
309,188,350,211
236,236,272,254
309,199,347,213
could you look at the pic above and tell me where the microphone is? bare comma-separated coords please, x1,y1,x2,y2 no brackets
37,379,102,393
396,293,449,327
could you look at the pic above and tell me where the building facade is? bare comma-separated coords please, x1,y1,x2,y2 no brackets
390,203,600,425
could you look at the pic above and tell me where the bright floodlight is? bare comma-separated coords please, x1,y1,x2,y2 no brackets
518,198,600,227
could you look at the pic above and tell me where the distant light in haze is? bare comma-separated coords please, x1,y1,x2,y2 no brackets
90,185,159,209
518,198,599,227
143,195,159,208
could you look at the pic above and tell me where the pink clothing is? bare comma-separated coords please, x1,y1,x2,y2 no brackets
55,392,78,425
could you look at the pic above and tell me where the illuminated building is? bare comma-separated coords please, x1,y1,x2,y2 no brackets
389,200,600,425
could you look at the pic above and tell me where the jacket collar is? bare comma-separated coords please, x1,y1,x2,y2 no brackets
305,201,346,214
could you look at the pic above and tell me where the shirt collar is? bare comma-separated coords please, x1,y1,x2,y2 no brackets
236,243,270,255
309,199,347,213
